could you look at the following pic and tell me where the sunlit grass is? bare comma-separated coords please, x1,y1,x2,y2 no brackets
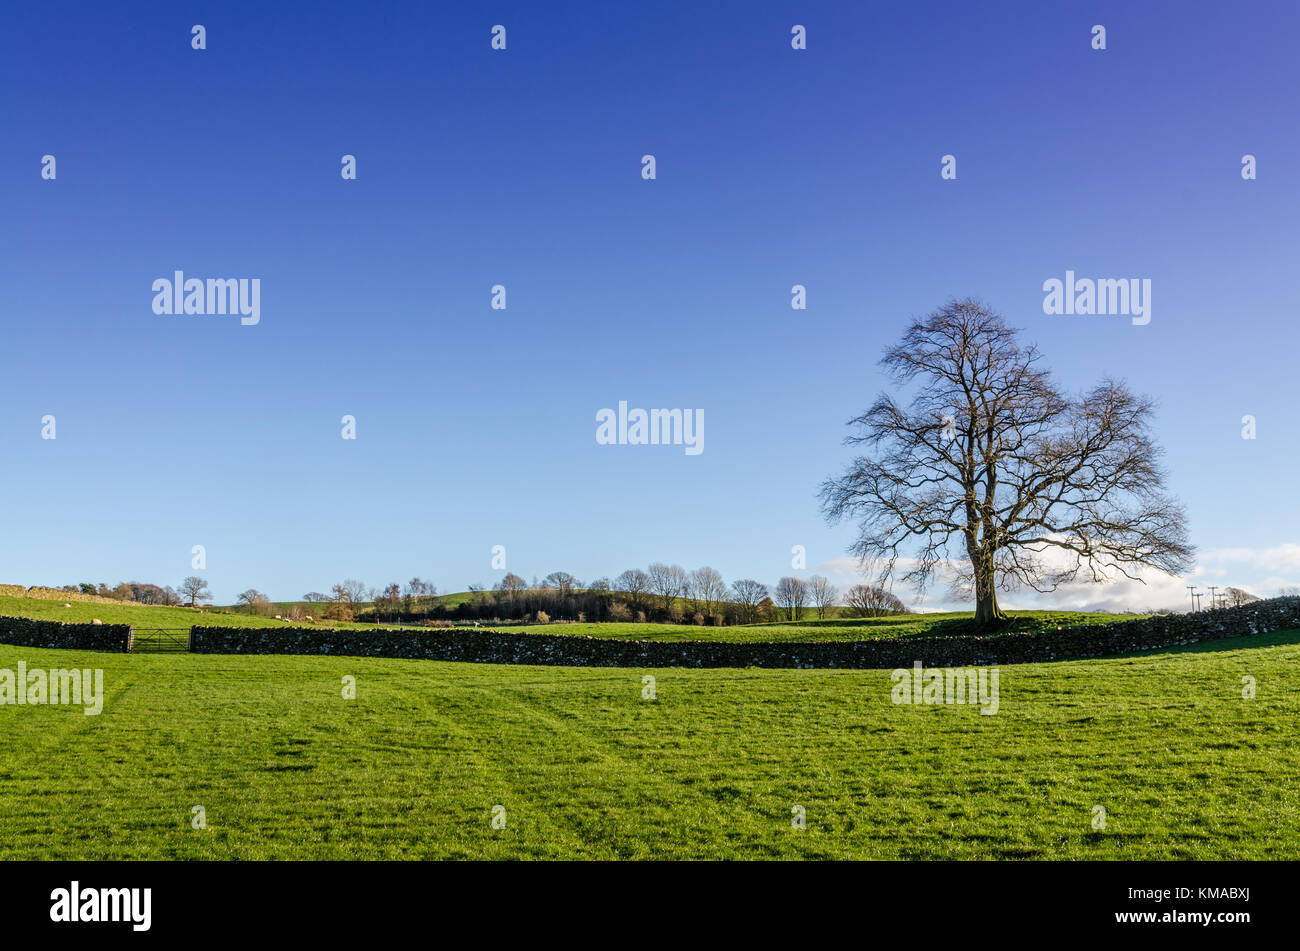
1,629,1294,859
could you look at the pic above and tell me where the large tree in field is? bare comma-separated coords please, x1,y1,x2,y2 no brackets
179,575,211,608
820,299,1194,627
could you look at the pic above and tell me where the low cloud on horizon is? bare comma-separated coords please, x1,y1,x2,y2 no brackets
815,544,1300,614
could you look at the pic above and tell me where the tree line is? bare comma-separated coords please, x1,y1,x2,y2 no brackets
314,566,908,626
48,577,214,607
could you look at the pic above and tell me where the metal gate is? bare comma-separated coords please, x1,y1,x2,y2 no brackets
130,628,191,652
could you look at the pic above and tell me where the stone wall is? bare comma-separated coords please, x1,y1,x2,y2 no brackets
190,597,1300,669
0,616,133,652
0,585,131,606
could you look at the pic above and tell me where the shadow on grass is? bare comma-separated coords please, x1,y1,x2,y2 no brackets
1102,627,1300,660
751,612,1134,639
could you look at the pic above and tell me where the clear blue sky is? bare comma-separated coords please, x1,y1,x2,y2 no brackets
2,1,1297,609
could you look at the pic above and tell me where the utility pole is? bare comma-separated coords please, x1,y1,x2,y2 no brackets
1207,586,1219,611
1193,592,1203,612
1187,585,1199,612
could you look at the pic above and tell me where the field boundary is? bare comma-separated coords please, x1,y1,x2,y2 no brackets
0,616,132,652
188,597,1300,668
5,598,1298,667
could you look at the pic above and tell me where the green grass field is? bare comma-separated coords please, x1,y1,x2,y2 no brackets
1,628,1295,859
1,594,1140,643
511,610,1143,642
0,596,374,631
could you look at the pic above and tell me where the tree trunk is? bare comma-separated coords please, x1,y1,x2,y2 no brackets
972,552,1008,628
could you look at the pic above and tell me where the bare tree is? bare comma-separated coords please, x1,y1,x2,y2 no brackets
689,567,727,616
236,589,271,615
1224,586,1259,608
807,575,839,620
542,572,581,597
331,579,368,606
179,576,211,608
730,579,768,624
374,582,402,618
774,576,809,621
843,583,906,617
821,299,1193,627
404,577,435,611
648,563,688,614
466,583,489,610
615,569,650,612
495,573,527,606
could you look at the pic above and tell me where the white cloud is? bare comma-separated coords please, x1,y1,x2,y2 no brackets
812,543,1300,614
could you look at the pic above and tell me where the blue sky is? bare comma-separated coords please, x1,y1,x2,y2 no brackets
2,1,1298,609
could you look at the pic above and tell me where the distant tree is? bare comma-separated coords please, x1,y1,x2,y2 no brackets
331,579,368,606
730,579,769,624
179,576,212,607
403,577,427,612
542,572,580,597
466,583,490,609
78,583,97,596
496,573,527,604
323,600,354,622
844,583,906,617
689,567,727,616
161,585,182,607
648,563,688,614
821,299,1193,628
374,583,402,618
131,583,170,605
1224,587,1260,608
774,576,809,621
303,592,329,603
1280,586,1300,598
236,589,271,615
614,569,651,612
807,575,839,620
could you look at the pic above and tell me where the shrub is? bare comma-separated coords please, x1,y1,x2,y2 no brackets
324,602,354,622
535,611,550,624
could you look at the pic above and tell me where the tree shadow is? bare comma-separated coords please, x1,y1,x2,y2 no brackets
1100,627,1300,660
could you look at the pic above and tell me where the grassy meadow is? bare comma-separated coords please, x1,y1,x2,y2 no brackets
506,610,1143,642
1,594,1141,643
0,628,1296,859
0,595,373,631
